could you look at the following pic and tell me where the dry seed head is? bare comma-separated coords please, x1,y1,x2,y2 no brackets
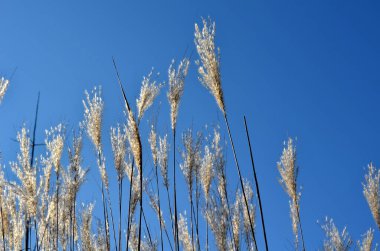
357,228,375,251
82,86,103,151
125,110,142,173
158,134,169,188
321,217,352,251
363,163,380,228
81,203,96,250
241,180,255,246
201,145,214,199
167,58,190,129
205,195,228,250
136,70,162,122
97,153,109,190
10,127,38,217
194,18,225,114
277,138,298,201
180,129,202,195
110,125,128,180
178,213,192,251
148,125,158,167
0,77,9,104
232,191,241,249
45,124,65,173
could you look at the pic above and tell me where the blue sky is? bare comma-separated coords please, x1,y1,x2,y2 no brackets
0,1,380,250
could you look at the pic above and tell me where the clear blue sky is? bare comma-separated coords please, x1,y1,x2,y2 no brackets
0,1,379,250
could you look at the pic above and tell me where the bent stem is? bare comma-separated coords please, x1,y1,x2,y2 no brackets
243,116,269,251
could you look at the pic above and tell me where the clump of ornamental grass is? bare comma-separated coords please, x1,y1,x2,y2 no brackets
167,57,190,251
363,163,380,229
277,137,305,250
194,18,257,250
0,77,9,104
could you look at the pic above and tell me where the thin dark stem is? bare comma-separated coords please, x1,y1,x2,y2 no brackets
296,200,306,251
0,196,5,251
141,208,153,247
126,162,134,251
34,220,38,251
190,193,195,251
118,178,123,251
223,113,258,251
195,177,200,251
173,129,179,251
205,200,209,251
98,151,110,251
56,171,59,250
138,165,143,250
154,164,164,251
72,197,76,251
244,116,269,251
27,92,40,251
106,184,118,251
165,185,174,237
101,183,110,251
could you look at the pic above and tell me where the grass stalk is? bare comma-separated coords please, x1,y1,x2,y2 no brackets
243,116,269,251
173,128,179,251
0,196,5,251
154,162,164,251
118,177,123,251
223,113,257,250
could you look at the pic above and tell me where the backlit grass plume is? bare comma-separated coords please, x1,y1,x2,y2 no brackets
81,86,103,151
321,217,352,251
194,18,224,114
277,138,305,250
136,70,163,123
0,77,9,104
363,163,380,229
168,58,190,130
357,229,376,251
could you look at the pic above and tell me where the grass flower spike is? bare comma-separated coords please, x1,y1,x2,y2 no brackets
363,163,380,228
194,18,225,114
136,70,162,123
168,58,190,130
0,77,9,104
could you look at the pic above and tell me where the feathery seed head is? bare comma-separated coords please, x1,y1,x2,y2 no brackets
363,163,380,228
178,213,192,251
277,138,298,201
45,124,65,173
158,134,169,188
180,129,202,194
110,125,128,180
82,86,103,151
148,125,158,167
321,217,352,251
357,228,375,251
136,70,163,122
125,110,142,172
167,58,190,130
0,77,9,104
194,18,225,114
